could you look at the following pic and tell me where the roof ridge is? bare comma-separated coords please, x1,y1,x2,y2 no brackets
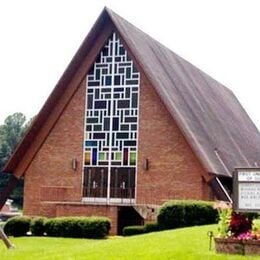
105,8,260,175
106,7,235,95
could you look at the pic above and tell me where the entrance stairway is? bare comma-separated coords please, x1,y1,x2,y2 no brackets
133,204,160,221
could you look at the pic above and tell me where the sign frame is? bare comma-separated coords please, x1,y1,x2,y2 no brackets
233,167,260,213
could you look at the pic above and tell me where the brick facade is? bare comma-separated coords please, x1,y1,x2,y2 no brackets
5,9,260,234
4,8,258,235
23,64,212,234
137,74,212,205
23,79,86,216
55,203,118,235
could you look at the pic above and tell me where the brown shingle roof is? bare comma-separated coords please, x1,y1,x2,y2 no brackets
3,7,260,178
106,8,260,177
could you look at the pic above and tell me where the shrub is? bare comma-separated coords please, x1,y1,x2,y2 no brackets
216,208,232,238
252,218,260,232
31,217,47,236
122,225,146,236
229,212,252,237
157,200,218,230
4,216,31,237
158,203,185,229
144,222,161,233
44,217,111,239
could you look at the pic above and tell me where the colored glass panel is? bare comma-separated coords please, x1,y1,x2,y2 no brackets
118,100,130,108
92,148,97,165
104,118,110,130
115,152,122,161
123,148,128,165
93,133,105,139
112,118,119,131
94,101,106,109
116,133,129,139
105,76,112,85
99,152,105,160
85,152,91,165
85,141,97,147
130,152,136,165
114,75,121,85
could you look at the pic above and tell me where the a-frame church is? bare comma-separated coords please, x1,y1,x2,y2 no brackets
2,8,260,234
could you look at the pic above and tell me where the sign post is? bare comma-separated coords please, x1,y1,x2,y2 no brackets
233,168,260,212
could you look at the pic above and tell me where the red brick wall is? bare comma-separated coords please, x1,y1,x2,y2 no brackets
23,79,86,216
136,74,211,204
55,203,118,235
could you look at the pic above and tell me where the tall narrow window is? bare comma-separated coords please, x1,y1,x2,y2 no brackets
82,32,140,203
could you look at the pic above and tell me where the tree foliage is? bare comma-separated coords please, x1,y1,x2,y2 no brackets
0,112,31,206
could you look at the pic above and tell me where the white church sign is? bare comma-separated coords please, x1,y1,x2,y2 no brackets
233,168,260,212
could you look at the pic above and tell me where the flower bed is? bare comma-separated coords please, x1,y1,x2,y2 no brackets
213,201,260,255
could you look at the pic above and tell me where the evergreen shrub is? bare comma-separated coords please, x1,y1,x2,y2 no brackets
144,222,161,233
4,216,31,237
157,200,218,230
122,225,146,236
31,217,47,236
44,217,111,239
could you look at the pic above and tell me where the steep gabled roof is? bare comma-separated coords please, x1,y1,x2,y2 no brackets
3,7,260,178
107,8,260,177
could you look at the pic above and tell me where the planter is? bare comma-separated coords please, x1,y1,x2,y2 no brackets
214,237,260,255
244,240,260,255
214,238,244,255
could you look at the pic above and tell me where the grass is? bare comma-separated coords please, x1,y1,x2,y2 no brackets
0,224,259,259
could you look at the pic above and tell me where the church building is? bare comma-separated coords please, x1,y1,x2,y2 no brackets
2,8,260,234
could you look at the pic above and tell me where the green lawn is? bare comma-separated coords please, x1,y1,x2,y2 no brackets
0,224,259,260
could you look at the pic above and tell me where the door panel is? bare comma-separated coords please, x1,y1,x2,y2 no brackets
110,167,135,198
83,167,108,198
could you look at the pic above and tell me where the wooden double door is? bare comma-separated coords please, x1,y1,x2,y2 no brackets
83,167,135,199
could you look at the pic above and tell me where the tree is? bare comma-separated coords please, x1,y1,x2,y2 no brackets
0,113,31,206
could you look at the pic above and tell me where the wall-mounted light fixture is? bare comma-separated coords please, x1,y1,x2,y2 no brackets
72,158,78,171
143,158,149,171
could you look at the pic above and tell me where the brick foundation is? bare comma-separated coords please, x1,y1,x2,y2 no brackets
55,203,118,235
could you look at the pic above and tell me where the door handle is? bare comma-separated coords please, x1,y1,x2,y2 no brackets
120,181,126,189
92,181,98,189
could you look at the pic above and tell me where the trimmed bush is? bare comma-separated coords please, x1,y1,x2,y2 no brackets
31,217,47,236
122,225,146,236
157,200,218,230
44,217,111,239
144,222,161,233
4,216,31,237
158,203,185,229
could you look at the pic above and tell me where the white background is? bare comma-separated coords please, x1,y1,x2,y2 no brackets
0,0,260,130
239,183,260,210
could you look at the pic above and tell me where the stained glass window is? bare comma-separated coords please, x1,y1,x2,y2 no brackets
83,32,140,201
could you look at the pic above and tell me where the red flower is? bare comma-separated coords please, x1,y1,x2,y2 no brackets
229,212,252,237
